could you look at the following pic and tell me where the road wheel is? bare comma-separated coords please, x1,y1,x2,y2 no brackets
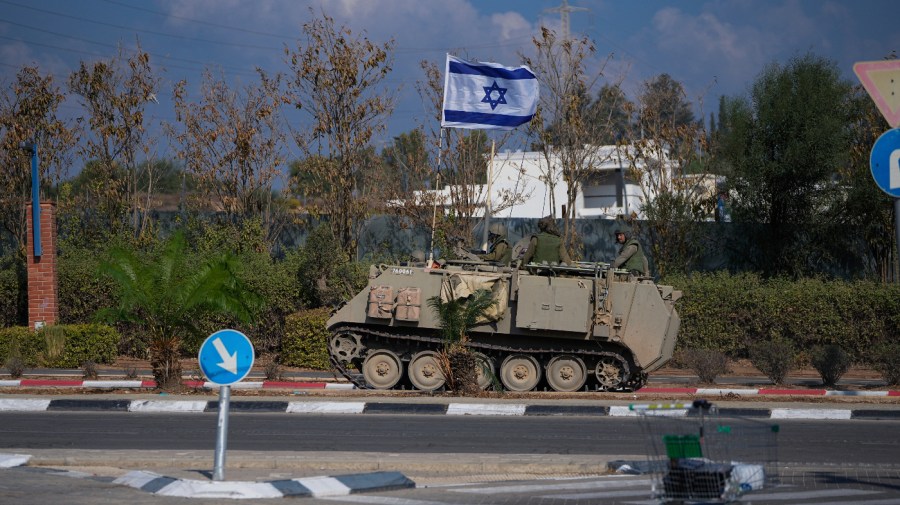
473,352,495,390
408,350,445,391
362,349,403,389
500,354,541,392
546,355,587,392
594,352,630,391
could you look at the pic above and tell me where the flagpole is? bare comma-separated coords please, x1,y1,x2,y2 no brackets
427,128,444,267
482,138,495,251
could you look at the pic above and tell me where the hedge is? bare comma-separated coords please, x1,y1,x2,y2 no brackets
0,324,119,368
281,308,332,370
665,272,900,362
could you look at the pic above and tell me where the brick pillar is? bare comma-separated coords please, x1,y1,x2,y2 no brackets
26,201,58,330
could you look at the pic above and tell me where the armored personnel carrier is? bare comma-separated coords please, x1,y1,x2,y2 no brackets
326,260,681,392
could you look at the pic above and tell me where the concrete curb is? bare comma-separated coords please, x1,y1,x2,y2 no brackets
112,469,414,499
2,398,900,420
0,379,355,390
1,378,897,396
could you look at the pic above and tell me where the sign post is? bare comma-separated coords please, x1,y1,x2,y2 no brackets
198,329,254,481
855,59,900,281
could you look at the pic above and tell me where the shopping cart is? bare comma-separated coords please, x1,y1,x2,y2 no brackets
630,399,779,503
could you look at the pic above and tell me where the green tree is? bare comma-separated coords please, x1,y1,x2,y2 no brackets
723,54,853,276
838,84,895,281
285,10,396,256
587,83,633,144
97,231,258,390
637,73,696,137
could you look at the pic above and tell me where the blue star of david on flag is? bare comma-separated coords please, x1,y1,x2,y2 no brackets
442,54,539,130
481,81,508,110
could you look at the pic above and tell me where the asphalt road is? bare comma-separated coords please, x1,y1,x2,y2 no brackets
2,411,899,466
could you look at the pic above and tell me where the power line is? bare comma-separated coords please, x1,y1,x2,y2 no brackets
0,0,284,51
0,17,259,76
99,0,299,40
0,34,261,78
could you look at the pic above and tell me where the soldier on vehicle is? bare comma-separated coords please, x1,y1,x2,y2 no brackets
521,215,572,265
478,222,512,266
611,228,649,277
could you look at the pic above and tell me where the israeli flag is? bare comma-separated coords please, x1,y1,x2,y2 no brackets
442,54,539,130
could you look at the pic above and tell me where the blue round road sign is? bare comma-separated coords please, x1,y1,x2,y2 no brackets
199,329,254,386
870,128,900,198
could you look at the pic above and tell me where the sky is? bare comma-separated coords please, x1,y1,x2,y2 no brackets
1,0,899,161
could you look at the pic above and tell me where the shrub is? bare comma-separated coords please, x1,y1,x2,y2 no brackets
681,348,730,384
263,359,284,381
0,254,25,327
58,243,118,325
0,325,118,368
43,324,119,368
871,340,900,386
281,308,332,370
0,327,43,367
748,338,796,385
4,356,25,378
298,224,369,308
809,344,851,388
81,360,98,379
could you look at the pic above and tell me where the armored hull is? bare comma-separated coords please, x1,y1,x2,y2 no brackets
327,260,681,392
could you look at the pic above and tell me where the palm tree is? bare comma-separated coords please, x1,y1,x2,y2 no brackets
427,289,496,394
97,231,257,390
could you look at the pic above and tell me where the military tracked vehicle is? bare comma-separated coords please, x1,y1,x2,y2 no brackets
326,259,682,392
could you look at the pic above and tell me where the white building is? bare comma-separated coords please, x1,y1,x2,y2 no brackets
486,145,653,219
404,143,720,221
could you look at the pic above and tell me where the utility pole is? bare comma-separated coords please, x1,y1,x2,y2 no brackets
544,0,588,40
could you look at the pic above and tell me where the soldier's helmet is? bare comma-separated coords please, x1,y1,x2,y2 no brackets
614,228,629,240
538,215,560,236
488,222,507,237
410,250,426,262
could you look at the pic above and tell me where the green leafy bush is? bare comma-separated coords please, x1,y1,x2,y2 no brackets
46,324,119,368
281,308,332,370
0,324,118,367
664,272,900,362
810,344,851,388
0,254,25,327
0,327,43,366
58,242,119,325
298,224,369,308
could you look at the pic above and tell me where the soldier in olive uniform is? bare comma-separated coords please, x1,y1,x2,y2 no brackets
479,222,512,266
612,228,649,277
521,215,572,265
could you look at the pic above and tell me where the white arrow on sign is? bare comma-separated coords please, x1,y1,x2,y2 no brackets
212,337,238,374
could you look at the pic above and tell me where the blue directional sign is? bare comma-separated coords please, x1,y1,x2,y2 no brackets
870,128,900,198
199,329,254,386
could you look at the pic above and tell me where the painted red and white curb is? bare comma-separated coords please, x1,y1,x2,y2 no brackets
0,379,897,397
0,398,898,420
0,379,355,390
